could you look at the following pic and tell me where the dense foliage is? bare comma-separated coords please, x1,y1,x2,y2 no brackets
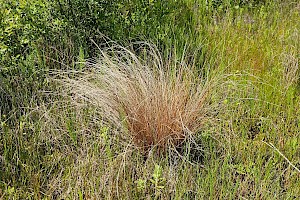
0,0,201,119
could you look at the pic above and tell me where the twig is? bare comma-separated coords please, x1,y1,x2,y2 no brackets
263,141,300,173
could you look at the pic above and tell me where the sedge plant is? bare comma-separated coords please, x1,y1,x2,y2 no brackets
59,43,218,152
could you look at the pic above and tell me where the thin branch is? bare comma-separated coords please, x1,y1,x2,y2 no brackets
263,141,300,173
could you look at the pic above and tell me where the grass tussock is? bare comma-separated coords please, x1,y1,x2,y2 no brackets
61,44,216,151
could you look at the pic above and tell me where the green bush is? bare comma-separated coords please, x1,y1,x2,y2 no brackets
50,0,198,56
0,0,51,118
0,0,53,63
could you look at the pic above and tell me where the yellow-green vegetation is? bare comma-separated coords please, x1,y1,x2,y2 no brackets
1,0,299,199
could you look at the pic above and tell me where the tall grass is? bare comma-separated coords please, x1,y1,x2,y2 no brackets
60,44,217,151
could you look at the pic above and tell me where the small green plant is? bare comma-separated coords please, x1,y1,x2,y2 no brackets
135,178,147,191
135,164,166,198
150,164,166,191
100,126,113,160
66,112,78,146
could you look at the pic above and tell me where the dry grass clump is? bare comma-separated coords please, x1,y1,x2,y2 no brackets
62,43,215,151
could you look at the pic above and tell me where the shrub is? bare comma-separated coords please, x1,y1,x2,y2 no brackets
0,0,51,118
49,0,201,56
60,43,217,151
